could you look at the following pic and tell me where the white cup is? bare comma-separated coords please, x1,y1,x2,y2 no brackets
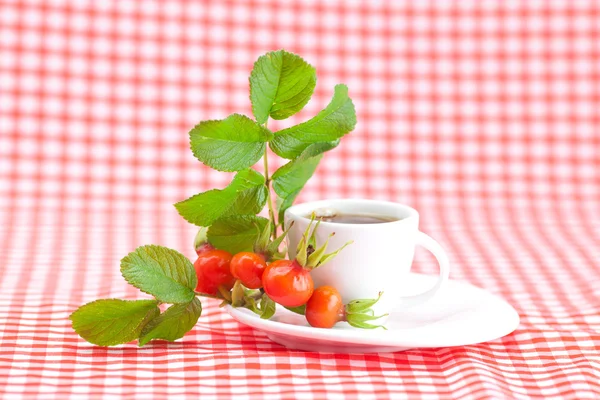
284,199,450,318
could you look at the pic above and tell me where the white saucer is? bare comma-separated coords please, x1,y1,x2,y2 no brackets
225,273,519,353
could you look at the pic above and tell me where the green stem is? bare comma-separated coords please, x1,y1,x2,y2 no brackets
262,121,277,239
194,291,221,300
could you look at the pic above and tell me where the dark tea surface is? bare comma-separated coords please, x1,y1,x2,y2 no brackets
313,213,398,224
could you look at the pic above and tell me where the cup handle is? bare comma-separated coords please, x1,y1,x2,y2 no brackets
395,231,450,309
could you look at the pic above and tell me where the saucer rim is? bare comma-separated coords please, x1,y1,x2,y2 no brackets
225,273,520,349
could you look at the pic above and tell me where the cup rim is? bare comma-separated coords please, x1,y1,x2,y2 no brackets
284,198,419,227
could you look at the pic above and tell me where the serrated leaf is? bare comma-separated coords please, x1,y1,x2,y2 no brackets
277,188,301,222
189,114,272,172
272,140,337,218
70,299,159,347
292,140,340,159
120,245,197,304
272,157,322,194
270,84,356,159
250,50,317,124
259,294,276,320
138,297,202,346
207,215,269,254
174,169,267,227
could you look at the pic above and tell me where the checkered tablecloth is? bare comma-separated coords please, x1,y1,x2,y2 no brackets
1,1,599,399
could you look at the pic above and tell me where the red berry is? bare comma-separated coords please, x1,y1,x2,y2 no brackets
195,269,218,295
194,250,234,295
262,260,314,307
230,252,267,289
195,242,215,256
305,286,344,328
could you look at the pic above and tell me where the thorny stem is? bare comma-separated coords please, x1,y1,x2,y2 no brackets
262,121,277,239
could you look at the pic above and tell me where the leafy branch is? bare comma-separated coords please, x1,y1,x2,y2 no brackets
69,49,357,347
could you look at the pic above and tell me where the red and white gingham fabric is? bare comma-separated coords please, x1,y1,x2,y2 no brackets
1,1,599,398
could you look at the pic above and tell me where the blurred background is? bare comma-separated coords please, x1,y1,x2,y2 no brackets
1,1,599,398
1,0,598,322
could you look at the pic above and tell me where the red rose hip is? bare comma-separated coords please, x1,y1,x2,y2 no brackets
194,249,234,295
262,259,314,307
305,286,344,328
230,252,267,289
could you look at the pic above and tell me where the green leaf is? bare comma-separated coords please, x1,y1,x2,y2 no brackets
272,156,322,196
174,169,267,227
292,139,340,159
120,245,197,304
250,50,317,124
270,84,356,159
272,141,339,220
138,297,202,346
259,294,276,320
284,305,306,315
70,299,159,347
245,297,260,314
276,189,301,222
272,154,321,216
189,114,272,172
207,215,269,254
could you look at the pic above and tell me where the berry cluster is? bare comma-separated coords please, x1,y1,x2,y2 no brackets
194,216,386,329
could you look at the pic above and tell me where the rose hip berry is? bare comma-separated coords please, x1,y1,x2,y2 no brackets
305,289,387,330
230,252,267,289
305,287,388,329
194,249,234,295
262,215,352,308
262,259,314,307
305,286,344,328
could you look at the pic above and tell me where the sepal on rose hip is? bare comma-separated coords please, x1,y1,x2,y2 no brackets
194,227,214,255
305,287,387,330
253,220,273,254
346,292,383,314
231,280,246,307
344,292,387,330
264,221,294,257
296,213,352,269
230,280,275,319
253,220,294,262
